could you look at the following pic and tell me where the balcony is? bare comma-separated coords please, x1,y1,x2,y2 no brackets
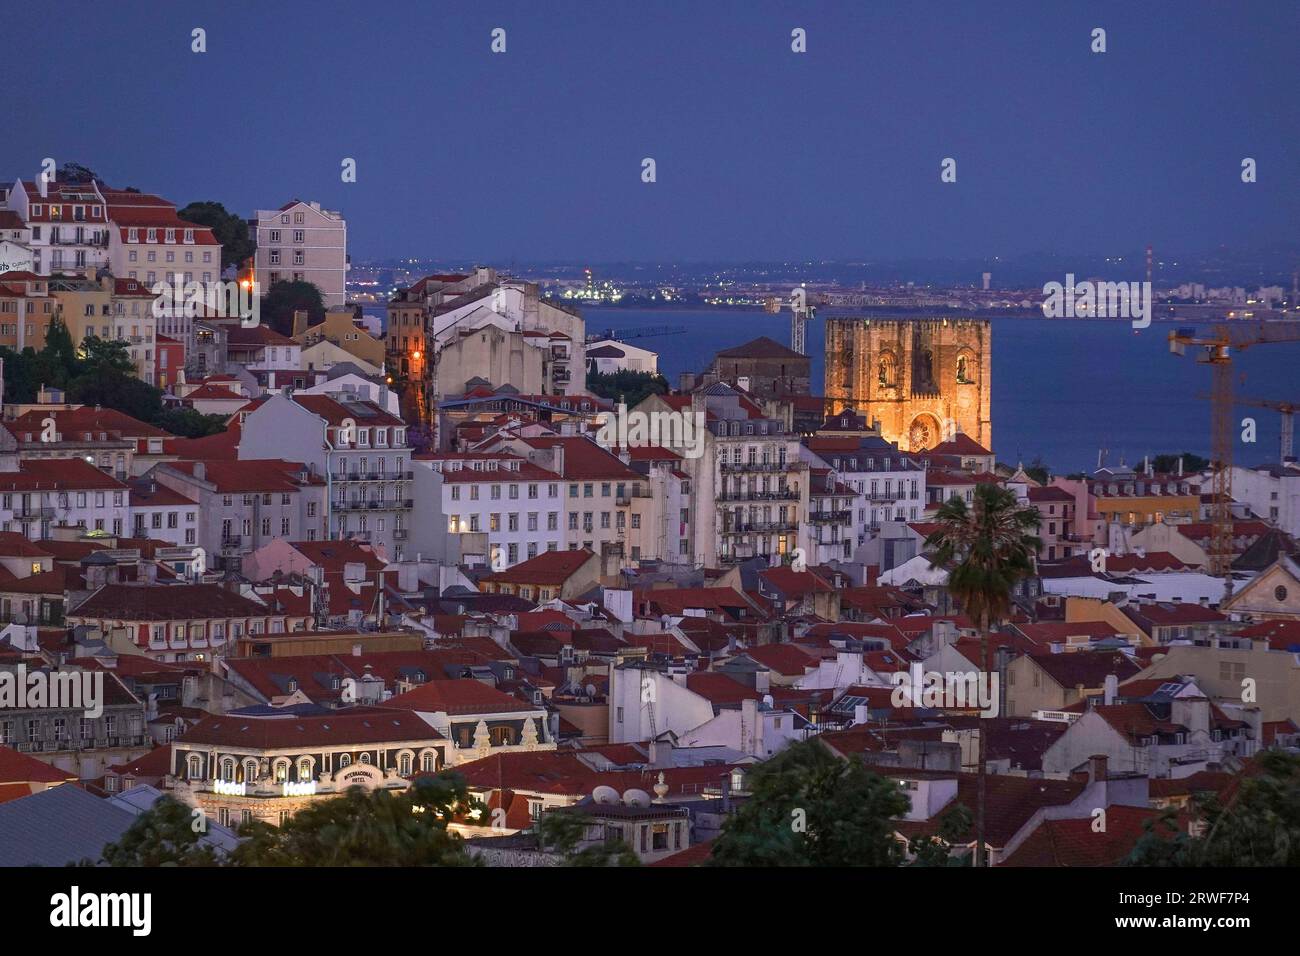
809,510,851,524
220,535,242,551
720,461,806,474
718,489,799,502
722,520,799,535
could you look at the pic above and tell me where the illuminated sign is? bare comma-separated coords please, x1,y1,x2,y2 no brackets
213,780,246,796
282,781,316,797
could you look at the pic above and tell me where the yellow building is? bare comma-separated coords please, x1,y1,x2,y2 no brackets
0,271,54,351
292,308,385,370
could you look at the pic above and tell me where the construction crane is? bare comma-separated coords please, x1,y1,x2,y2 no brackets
1196,392,1298,462
1169,320,1300,580
789,290,814,356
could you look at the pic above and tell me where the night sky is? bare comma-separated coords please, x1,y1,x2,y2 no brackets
7,0,1298,263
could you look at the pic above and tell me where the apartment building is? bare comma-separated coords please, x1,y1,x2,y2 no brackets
237,392,412,560
224,323,303,392
481,434,643,561
4,179,111,275
805,429,926,546
636,383,807,567
148,459,327,569
0,271,54,351
101,187,221,288
1231,462,1300,538
415,452,564,569
4,406,173,479
251,200,348,308
292,308,385,370
66,582,313,664
0,457,130,539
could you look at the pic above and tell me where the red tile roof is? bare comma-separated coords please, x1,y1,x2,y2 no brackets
381,679,539,716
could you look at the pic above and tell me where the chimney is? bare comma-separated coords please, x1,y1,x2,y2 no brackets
853,703,870,726
551,443,564,478
1103,672,1118,706
1087,754,1108,783
37,173,48,199
352,643,362,657
741,697,762,757
193,462,206,482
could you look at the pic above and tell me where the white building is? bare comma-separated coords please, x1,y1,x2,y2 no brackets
584,339,659,376
251,200,348,308
4,179,111,275
415,452,565,569
238,392,412,560
1232,463,1300,538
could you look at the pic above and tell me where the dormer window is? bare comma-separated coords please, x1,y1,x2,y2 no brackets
128,228,139,242
165,228,176,243
146,228,157,243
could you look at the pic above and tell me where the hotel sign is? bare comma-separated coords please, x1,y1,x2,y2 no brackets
213,780,246,796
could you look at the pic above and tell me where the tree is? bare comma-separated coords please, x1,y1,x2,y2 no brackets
153,407,230,439
586,369,670,407
67,366,163,423
1024,455,1050,486
260,279,325,336
56,162,101,184
99,795,220,867
708,740,909,867
178,201,256,272
907,802,973,866
924,483,1040,867
79,335,136,374
536,808,640,867
1127,751,1300,866
228,772,482,867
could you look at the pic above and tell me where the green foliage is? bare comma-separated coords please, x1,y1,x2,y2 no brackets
708,740,909,867
56,162,100,184
586,368,670,407
153,407,230,439
178,201,256,272
907,802,973,866
100,795,219,867
260,279,325,336
1151,452,1210,474
1127,751,1300,866
536,809,641,867
1024,455,1051,485
0,318,232,439
227,772,482,867
924,483,1041,631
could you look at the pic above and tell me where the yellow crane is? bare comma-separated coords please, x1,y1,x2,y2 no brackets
1169,321,1300,579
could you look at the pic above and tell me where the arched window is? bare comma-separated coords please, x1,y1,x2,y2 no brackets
273,759,289,783
877,352,897,387
338,753,352,769
187,754,203,779
420,751,436,772
243,759,258,784
399,753,413,776
220,758,236,782
490,726,516,747
297,758,313,782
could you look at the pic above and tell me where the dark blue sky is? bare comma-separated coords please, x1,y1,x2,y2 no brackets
8,0,1298,263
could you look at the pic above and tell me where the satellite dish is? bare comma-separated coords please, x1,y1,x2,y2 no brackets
592,785,620,805
584,684,597,696
622,788,651,808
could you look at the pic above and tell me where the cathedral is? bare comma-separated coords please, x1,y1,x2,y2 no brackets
823,316,992,453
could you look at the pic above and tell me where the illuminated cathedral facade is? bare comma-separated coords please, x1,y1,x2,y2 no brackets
823,316,992,453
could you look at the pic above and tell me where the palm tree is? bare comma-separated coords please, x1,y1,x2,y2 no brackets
925,483,1040,867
